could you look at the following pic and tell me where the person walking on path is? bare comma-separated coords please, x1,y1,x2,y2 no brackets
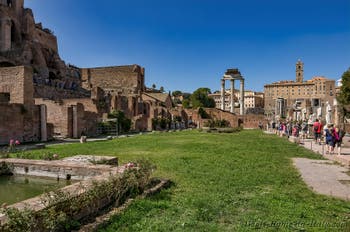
324,124,334,154
313,119,323,144
334,125,345,155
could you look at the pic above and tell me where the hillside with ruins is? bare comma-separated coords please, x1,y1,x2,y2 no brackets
0,0,180,144
0,0,89,100
0,0,264,145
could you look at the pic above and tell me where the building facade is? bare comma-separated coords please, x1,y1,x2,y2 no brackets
209,90,264,114
264,60,336,123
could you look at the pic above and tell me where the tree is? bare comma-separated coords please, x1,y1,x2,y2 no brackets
159,86,165,92
337,68,350,123
338,68,350,107
172,90,182,97
190,88,216,108
151,84,156,89
107,110,132,133
182,99,190,108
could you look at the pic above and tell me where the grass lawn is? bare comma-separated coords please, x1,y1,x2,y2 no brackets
20,130,350,231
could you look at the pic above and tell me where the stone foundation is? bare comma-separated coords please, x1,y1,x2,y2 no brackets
0,155,123,226
0,156,118,180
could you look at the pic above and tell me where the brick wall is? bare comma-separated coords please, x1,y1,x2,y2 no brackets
35,98,98,138
185,108,267,129
0,104,24,144
0,66,34,106
81,65,144,95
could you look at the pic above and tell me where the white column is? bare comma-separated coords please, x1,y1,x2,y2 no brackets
40,104,47,142
221,79,225,111
230,80,235,113
240,79,245,115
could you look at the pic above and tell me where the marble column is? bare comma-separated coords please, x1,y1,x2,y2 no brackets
230,80,235,113
240,79,245,115
221,79,225,111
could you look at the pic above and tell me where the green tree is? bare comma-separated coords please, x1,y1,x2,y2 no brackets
159,86,165,92
337,68,350,123
182,99,190,108
190,88,215,108
338,68,350,106
172,90,182,97
107,110,132,133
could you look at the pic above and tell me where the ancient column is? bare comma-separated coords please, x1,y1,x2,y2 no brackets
221,79,225,111
240,79,245,115
40,104,48,142
230,80,235,113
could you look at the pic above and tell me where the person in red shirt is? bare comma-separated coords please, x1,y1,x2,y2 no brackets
313,119,323,144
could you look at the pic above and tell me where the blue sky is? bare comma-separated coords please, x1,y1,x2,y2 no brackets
25,0,350,93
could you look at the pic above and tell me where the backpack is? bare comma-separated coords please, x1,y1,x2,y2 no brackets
314,125,319,132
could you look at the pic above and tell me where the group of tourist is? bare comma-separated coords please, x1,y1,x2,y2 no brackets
318,120,345,155
271,119,346,155
272,120,309,138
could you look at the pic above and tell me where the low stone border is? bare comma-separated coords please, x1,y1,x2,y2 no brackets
0,156,122,226
0,156,118,180
79,179,172,232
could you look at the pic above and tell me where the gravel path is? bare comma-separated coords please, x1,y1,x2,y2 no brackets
293,158,350,201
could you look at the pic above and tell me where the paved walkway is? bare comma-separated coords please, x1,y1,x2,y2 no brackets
293,158,350,200
292,137,350,200
265,131,350,200
299,139,350,168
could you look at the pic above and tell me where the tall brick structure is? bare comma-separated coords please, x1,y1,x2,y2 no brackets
0,66,43,144
0,1,177,143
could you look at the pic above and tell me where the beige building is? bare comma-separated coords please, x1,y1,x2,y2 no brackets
264,60,336,122
209,90,264,114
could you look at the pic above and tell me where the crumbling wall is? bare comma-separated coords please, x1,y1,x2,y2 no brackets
35,98,98,138
0,66,34,106
0,103,24,144
81,65,145,95
185,108,267,129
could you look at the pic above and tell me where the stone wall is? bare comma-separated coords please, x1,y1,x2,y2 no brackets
35,98,98,138
34,27,58,53
0,66,34,106
0,103,43,145
1,158,117,180
185,108,268,129
81,65,145,95
0,103,24,144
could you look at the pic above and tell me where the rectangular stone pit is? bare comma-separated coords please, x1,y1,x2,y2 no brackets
0,155,124,226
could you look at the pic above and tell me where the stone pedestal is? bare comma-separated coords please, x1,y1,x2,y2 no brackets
40,104,47,142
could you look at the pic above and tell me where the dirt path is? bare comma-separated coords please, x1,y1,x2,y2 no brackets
293,158,350,201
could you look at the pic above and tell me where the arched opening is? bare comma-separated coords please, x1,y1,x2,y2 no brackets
49,71,57,80
238,118,244,127
11,20,21,47
0,61,15,67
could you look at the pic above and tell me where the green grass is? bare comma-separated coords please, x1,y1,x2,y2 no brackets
20,130,350,231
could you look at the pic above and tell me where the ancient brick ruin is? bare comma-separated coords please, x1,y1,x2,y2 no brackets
0,0,265,145
0,0,178,144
